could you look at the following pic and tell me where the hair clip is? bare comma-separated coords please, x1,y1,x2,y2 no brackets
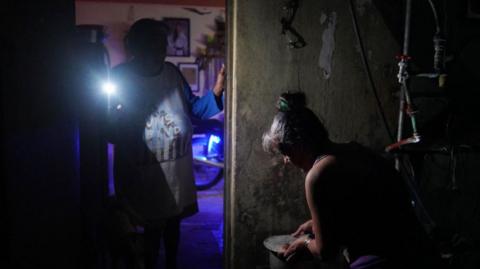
277,97,290,112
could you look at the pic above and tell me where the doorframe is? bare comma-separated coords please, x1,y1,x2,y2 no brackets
224,1,237,268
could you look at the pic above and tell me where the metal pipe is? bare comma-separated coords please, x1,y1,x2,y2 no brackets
403,82,420,136
403,0,412,56
395,86,406,170
394,0,413,170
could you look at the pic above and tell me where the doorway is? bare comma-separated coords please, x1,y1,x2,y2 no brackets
75,1,226,268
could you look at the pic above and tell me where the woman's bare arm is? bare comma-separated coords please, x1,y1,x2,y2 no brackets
304,155,337,258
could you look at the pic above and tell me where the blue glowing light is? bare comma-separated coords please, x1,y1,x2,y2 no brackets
207,134,221,156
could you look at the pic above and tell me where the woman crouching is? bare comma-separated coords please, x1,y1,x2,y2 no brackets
262,92,441,269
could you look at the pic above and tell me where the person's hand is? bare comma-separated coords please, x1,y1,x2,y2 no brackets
280,237,307,260
291,219,313,237
213,64,225,97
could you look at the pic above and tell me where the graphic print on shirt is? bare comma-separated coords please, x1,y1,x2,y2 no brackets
144,105,191,163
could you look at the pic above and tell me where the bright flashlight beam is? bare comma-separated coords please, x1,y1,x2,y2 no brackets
102,82,117,95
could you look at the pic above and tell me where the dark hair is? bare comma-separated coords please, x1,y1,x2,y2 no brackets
124,18,169,56
262,92,329,155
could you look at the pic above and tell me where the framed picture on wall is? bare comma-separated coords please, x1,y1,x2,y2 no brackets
164,18,190,57
178,62,199,92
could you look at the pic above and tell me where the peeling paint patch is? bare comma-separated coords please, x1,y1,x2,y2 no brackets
318,12,337,79
320,12,327,24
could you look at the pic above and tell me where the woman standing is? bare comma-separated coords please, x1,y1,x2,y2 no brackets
108,18,224,269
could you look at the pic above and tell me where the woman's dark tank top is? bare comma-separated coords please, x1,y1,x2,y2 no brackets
315,142,438,268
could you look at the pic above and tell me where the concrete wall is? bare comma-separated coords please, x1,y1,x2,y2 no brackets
226,0,400,268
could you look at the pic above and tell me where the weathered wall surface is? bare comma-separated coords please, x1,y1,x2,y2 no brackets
226,0,400,268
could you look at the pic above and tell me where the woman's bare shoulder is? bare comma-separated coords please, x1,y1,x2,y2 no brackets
305,155,337,187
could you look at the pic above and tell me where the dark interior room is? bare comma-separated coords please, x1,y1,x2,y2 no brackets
3,0,480,269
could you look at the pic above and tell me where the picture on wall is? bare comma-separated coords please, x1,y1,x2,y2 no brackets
178,63,199,92
164,18,190,57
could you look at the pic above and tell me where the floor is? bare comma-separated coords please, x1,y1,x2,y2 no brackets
107,144,224,269
157,179,224,269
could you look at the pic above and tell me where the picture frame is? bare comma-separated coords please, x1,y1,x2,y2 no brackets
178,62,199,92
164,18,190,57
